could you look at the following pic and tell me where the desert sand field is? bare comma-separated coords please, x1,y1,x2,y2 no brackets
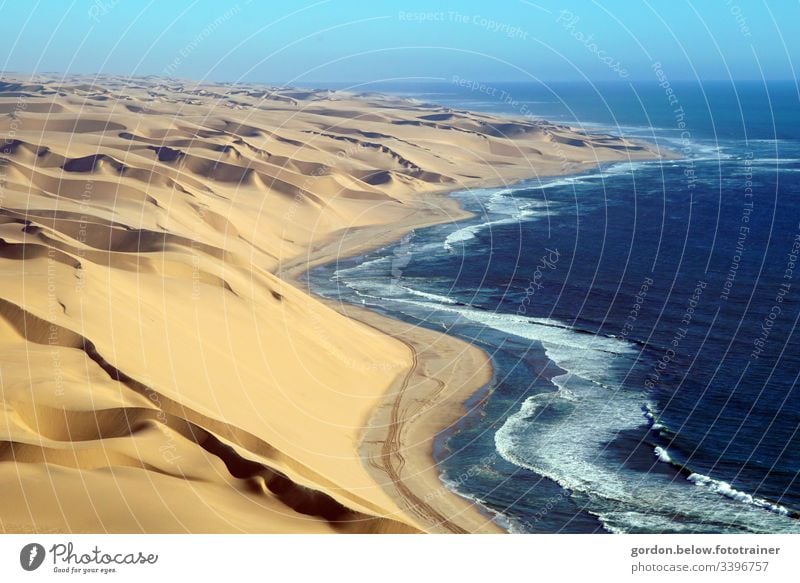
0,75,660,533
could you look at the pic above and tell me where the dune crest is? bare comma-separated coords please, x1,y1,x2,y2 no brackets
0,75,661,533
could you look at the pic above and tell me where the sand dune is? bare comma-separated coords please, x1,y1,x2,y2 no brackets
0,75,662,533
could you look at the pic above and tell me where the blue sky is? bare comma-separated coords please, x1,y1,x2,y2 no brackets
1,0,798,85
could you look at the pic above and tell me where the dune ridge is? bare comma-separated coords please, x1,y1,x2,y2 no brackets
0,75,662,533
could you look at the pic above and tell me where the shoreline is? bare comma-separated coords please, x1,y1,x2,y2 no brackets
0,74,669,532
280,157,667,534
279,185,498,533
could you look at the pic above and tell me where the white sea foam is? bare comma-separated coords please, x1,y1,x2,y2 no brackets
688,473,790,516
495,378,799,532
749,158,800,164
654,446,673,463
471,305,800,532
384,299,633,368
748,159,800,172
657,136,736,161
443,214,533,251
443,195,551,252
443,219,502,250
401,286,457,304
643,406,665,432
332,255,389,280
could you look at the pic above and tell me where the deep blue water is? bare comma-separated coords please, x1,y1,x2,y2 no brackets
308,81,800,533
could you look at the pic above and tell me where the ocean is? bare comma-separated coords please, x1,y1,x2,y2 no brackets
307,80,800,533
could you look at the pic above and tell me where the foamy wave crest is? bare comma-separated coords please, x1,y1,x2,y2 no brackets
401,286,457,304
332,255,389,280
443,195,551,252
688,473,790,517
643,403,666,431
749,158,800,164
385,299,635,378
644,406,792,519
654,446,673,463
443,219,502,251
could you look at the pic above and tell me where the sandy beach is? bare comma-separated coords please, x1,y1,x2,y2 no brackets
0,75,662,533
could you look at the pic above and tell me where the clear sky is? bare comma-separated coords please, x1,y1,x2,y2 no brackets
1,0,798,85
